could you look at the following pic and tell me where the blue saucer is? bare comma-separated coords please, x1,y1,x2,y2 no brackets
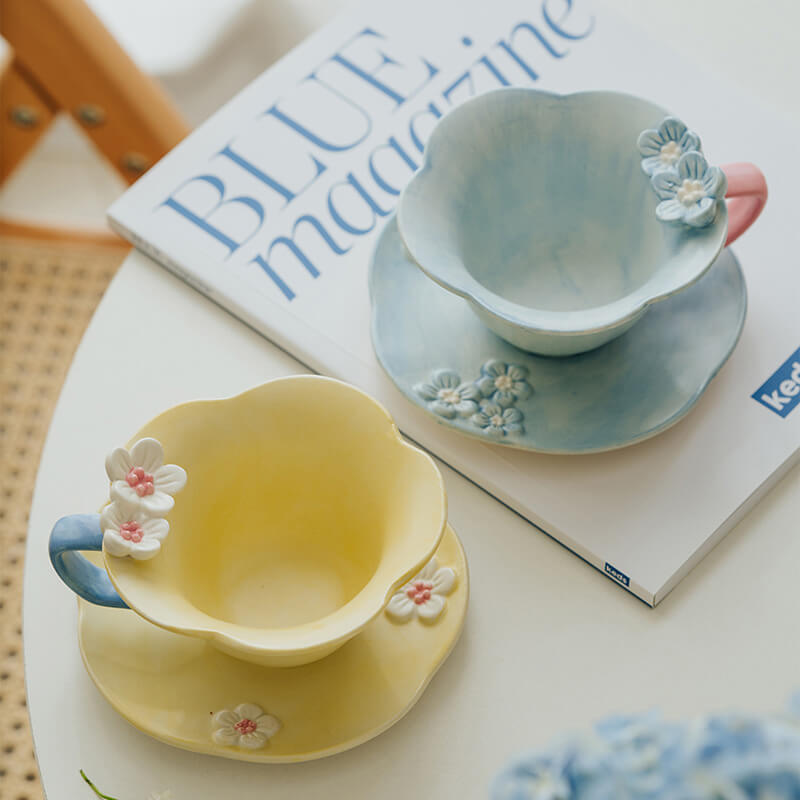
369,216,746,454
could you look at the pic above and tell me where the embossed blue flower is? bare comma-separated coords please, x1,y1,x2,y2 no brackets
651,151,727,229
637,117,701,175
476,360,533,407
414,369,479,419
471,402,524,437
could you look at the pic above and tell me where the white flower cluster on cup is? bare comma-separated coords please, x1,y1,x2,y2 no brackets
99,437,187,560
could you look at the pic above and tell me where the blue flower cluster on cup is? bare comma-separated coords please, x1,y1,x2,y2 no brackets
492,698,800,800
637,117,727,229
414,359,532,437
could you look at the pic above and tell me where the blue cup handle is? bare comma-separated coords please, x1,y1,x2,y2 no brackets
49,513,128,608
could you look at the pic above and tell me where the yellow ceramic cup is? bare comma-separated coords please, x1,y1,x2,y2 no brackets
50,376,447,667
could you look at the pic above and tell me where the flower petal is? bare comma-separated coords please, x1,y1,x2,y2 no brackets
680,130,701,153
110,481,140,506
140,517,169,540
507,364,528,381
430,401,456,419
386,593,415,622
640,155,665,176
503,422,524,434
677,151,707,181
651,170,681,200
212,727,240,746
414,382,439,401
659,117,687,143
482,359,506,378
432,566,456,595
503,408,523,424
234,703,264,722
255,714,281,739
482,425,505,437
493,390,516,408
636,129,663,157
139,491,175,516
454,399,479,417
129,537,161,560
239,731,268,749
130,438,164,473
417,558,439,581
480,402,503,416
458,383,481,402
212,710,239,728
431,369,460,390
512,380,533,401
102,531,130,557
153,464,187,495
702,166,727,199
475,375,496,397
655,199,685,223
105,448,132,481
684,196,717,228
471,413,491,428
99,502,123,532
417,594,446,622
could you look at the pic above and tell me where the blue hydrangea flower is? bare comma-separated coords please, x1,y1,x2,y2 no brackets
471,401,524,436
651,151,727,229
492,700,800,800
637,117,701,176
414,369,479,419
476,360,533,407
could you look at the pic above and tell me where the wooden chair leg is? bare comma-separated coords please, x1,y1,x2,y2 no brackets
0,53,57,184
0,0,190,184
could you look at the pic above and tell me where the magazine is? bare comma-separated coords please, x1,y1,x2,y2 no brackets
108,0,800,605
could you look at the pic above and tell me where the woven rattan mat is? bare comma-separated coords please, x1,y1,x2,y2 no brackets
0,235,126,800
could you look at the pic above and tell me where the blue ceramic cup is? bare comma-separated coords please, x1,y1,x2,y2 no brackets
397,89,764,356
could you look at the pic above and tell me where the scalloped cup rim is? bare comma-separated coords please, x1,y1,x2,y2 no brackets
397,87,728,341
102,375,448,665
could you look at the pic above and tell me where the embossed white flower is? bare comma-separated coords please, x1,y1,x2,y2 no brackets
637,117,701,175
106,437,187,515
386,558,456,624
100,501,169,560
476,360,532,407
414,369,480,419
471,401,524,437
211,703,281,749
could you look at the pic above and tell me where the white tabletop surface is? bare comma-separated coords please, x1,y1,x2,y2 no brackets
24,2,800,798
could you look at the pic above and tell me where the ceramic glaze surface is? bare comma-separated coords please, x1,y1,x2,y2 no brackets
370,217,746,454
55,376,448,668
397,89,728,356
77,525,468,763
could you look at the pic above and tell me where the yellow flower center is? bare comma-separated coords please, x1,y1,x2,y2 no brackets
438,388,460,404
659,140,681,164
494,375,513,391
676,178,705,206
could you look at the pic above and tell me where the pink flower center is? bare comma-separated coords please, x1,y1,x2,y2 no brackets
234,718,257,735
119,521,143,543
125,466,155,497
406,580,434,605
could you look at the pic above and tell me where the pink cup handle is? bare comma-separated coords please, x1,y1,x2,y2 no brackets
722,163,767,247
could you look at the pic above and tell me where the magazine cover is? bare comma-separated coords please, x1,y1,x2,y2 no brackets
108,0,800,604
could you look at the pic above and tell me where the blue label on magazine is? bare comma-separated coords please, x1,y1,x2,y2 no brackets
604,562,629,587
752,346,800,418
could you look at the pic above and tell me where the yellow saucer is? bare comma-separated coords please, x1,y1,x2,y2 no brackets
77,524,468,763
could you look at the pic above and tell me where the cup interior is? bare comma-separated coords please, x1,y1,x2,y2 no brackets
107,378,445,642
401,90,726,319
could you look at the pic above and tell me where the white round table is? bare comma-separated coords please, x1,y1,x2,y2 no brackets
24,3,800,798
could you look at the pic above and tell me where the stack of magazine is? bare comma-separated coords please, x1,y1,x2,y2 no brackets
108,0,800,605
